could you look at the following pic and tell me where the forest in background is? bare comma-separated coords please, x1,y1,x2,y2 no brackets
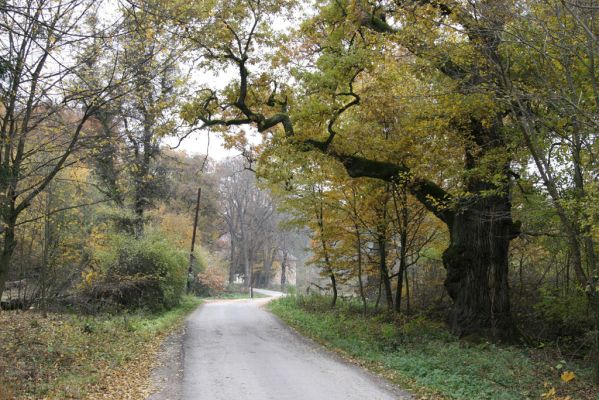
0,0,598,398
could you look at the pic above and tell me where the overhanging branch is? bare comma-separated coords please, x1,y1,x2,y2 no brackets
329,149,454,224
188,15,455,227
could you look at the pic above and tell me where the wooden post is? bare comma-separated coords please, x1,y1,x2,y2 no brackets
250,260,254,298
188,187,202,294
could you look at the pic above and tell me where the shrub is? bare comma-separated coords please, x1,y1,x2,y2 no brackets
95,207,140,235
195,265,227,296
86,233,187,311
285,285,297,296
535,286,591,331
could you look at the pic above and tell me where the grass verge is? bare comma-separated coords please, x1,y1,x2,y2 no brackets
0,295,201,399
268,295,598,400
206,291,268,300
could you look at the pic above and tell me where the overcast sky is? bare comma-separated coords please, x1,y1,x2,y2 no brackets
164,130,235,160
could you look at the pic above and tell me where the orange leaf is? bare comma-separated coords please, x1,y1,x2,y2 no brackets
561,371,575,383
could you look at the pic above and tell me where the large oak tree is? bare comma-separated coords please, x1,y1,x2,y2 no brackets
167,0,543,341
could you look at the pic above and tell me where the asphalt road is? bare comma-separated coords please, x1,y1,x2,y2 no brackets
181,289,410,400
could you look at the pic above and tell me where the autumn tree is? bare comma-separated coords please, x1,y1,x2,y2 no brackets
0,0,123,296
497,0,599,378
85,1,191,236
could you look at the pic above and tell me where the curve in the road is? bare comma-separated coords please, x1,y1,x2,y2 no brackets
182,294,411,400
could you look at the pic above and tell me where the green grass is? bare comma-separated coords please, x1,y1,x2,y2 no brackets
0,295,201,399
268,295,598,400
127,294,202,332
206,291,268,299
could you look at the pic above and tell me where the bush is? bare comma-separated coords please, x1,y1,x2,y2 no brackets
195,265,227,296
285,285,297,296
268,296,599,400
95,207,140,235
86,233,187,311
535,286,591,331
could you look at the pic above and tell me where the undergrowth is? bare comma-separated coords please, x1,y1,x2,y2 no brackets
206,291,268,299
0,295,201,399
268,295,598,400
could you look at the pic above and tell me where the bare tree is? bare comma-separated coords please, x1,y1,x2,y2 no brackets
218,158,275,290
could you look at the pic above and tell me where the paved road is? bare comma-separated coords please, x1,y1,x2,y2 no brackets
182,290,410,400
253,287,286,298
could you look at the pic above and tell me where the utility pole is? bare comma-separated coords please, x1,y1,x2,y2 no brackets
188,187,202,294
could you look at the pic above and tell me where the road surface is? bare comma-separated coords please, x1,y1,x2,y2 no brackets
181,289,410,400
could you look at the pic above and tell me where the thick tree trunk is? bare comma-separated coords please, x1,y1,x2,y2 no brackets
339,155,519,338
339,151,519,338
442,194,519,342
588,294,599,383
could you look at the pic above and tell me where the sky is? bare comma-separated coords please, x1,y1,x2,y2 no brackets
162,63,241,160
164,130,238,161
